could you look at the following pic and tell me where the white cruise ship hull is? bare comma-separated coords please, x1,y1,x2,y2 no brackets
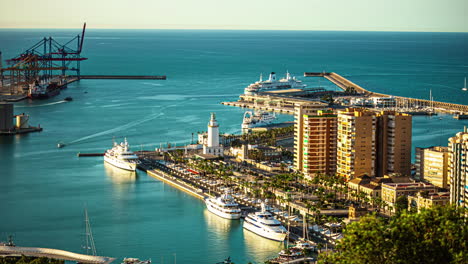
104,155,137,171
205,199,241,220
243,219,287,242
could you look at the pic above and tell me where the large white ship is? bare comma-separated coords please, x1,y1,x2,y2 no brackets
242,111,276,130
104,138,140,171
205,190,242,219
244,71,306,95
243,203,287,241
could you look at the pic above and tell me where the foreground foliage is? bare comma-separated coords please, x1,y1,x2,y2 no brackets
319,206,467,264
0,256,64,264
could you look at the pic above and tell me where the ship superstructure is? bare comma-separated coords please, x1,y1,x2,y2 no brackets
205,190,242,219
244,71,306,95
242,111,276,130
104,138,140,171
243,203,287,241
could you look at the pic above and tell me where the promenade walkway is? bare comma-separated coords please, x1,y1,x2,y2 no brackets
0,246,115,264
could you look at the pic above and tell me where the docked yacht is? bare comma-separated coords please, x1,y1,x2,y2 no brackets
104,138,140,171
205,190,242,219
243,203,287,241
244,71,306,95
242,111,276,130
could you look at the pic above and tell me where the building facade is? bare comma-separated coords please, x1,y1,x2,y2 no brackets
376,111,412,177
337,108,376,180
381,182,437,213
294,103,323,172
448,129,468,209
415,146,449,188
296,110,337,179
408,192,450,212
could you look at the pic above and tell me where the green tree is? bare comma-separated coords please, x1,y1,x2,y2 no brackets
319,206,468,264
395,195,408,215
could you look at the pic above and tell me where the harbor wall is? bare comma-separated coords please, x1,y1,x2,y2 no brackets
146,169,206,200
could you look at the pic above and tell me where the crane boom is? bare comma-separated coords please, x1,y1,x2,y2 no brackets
78,23,86,54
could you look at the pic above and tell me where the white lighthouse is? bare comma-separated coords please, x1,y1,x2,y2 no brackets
203,113,224,156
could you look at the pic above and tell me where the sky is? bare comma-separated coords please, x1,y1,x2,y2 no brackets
0,0,467,32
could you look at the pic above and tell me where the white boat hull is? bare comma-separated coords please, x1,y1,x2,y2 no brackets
205,199,241,220
104,155,137,171
243,219,287,242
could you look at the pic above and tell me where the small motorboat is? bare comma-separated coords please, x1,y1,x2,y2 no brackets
57,142,66,148
64,97,73,102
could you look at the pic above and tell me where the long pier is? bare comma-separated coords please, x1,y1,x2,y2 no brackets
79,75,166,80
222,94,329,115
305,72,468,113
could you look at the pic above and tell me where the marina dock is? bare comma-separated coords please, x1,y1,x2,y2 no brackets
222,94,328,115
223,71,468,116
77,152,105,157
306,72,468,113
0,127,42,135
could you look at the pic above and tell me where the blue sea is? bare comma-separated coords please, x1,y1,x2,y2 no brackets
0,29,468,264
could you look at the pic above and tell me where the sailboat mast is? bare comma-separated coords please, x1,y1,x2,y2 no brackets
84,208,97,256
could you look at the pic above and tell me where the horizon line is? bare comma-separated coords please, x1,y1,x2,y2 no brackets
0,27,467,33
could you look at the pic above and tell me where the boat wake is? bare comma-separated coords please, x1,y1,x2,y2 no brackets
16,100,68,108
67,111,165,146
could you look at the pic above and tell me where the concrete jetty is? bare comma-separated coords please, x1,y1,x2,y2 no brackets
80,75,166,80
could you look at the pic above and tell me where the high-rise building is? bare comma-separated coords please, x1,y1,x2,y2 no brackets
415,146,449,188
376,111,412,177
337,108,376,180
448,128,468,208
203,113,224,156
295,109,337,179
294,104,322,172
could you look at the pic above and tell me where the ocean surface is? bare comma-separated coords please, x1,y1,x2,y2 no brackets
0,29,468,264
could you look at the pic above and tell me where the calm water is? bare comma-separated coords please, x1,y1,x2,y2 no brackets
1,30,468,263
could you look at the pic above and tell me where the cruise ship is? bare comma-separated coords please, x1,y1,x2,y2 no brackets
244,71,306,95
205,190,242,219
243,203,287,241
242,111,276,130
104,138,140,171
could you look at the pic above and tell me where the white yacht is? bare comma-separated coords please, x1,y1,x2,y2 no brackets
205,190,242,219
104,138,140,171
242,111,276,130
243,203,287,241
244,71,306,95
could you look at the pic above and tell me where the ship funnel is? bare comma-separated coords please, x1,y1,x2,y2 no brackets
269,72,276,81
